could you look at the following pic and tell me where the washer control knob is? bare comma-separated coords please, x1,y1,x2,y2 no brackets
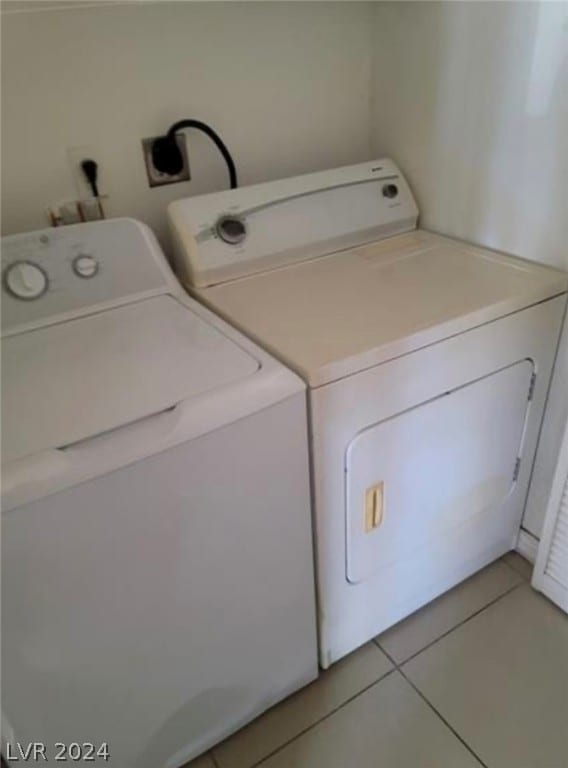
4,261,48,300
382,183,399,199
215,215,247,245
73,254,99,278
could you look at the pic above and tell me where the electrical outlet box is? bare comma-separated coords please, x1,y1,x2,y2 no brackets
142,134,190,187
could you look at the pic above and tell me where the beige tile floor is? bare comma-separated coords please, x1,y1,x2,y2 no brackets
187,552,568,768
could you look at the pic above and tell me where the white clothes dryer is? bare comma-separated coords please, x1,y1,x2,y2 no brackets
169,159,568,667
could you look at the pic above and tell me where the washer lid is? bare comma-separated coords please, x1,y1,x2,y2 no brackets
2,295,258,462
200,230,568,387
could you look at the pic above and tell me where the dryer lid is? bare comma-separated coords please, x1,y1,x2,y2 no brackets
2,295,259,463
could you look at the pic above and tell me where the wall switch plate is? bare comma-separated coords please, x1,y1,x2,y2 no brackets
142,134,190,187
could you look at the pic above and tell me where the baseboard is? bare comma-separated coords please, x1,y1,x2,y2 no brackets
516,527,539,563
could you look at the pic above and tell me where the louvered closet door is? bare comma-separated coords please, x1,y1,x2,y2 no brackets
532,419,568,613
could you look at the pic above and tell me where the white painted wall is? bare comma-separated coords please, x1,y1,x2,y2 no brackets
371,1,567,270
371,1,568,538
1,1,373,246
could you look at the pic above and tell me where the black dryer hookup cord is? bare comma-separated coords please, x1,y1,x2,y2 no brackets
151,119,238,189
81,159,100,198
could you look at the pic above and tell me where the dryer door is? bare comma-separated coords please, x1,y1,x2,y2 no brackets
345,360,534,584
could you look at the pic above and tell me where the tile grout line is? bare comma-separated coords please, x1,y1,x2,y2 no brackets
213,568,526,768
372,581,530,768
376,643,489,768
400,666,490,768
375,578,525,668
234,666,398,768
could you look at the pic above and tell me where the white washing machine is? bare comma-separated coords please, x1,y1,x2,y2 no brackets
1,219,318,766
169,159,568,668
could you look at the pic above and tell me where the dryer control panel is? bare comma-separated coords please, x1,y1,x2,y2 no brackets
1,219,177,335
168,159,419,289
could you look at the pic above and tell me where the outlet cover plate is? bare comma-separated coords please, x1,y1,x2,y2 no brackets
142,134,190,187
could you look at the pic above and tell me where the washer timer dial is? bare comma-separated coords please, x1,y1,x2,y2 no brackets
3,261,48,300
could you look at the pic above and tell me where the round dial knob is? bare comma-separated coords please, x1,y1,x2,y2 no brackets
4,260,48,300
382,183,399,199
215,215,247,245
73,254,99,278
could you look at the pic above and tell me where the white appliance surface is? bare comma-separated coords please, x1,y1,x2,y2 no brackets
3,295,258,463
195,230,566,387
345,360,533,584
169,159,568,667
169,159,418,289
1,219,318,766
